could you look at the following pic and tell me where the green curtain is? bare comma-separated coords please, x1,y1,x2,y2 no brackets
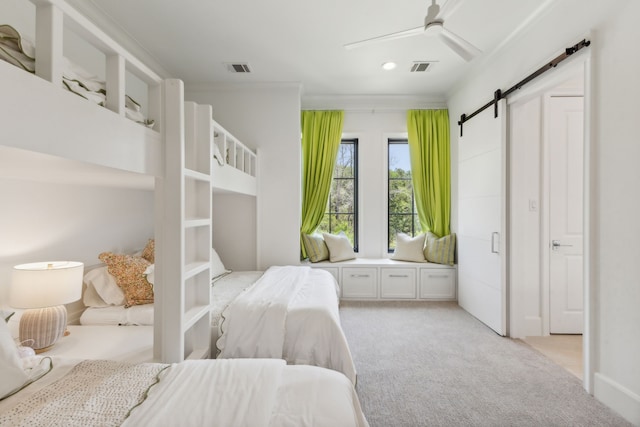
300,110,344,258
406,109,451,237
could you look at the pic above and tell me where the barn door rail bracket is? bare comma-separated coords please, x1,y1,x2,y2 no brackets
457,39,590,137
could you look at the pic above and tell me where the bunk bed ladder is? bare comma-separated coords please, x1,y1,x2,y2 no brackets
155,79,212,362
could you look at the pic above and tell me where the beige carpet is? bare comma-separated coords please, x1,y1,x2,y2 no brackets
339,301,630,427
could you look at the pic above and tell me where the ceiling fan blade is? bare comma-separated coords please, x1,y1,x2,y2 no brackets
344,26,423,50
439,27,481,61
437,0,464,21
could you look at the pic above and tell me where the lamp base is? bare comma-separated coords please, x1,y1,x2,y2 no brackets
19,305,67,352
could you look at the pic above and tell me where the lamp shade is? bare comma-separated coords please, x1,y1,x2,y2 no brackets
10,261,83,309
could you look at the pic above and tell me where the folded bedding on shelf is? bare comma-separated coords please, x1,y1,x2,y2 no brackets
0,24,154,128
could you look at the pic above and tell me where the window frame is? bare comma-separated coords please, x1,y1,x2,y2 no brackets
320,138,359,252
387,138,420,253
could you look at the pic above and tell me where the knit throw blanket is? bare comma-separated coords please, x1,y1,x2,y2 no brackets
0,360,168,427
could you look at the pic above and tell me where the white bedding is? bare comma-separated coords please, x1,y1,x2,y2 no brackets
217,266,357,384
0,357,369,427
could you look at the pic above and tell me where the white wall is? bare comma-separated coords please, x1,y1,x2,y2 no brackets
185,84,301,269
211,193,256,271
447,0,640,423
0,178,154,326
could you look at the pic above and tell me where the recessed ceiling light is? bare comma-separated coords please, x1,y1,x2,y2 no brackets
382,62,397,71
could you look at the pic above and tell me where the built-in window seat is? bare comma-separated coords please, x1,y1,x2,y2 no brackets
305,258,457,301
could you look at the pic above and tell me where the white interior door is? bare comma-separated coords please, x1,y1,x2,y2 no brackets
458,100,507,336
548,96,584,334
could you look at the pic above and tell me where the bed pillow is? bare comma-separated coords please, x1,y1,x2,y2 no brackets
98,252,154,308
211,248,231,280
83,266,126,307
424,232,456,266
323,232,356,262
391,233,426,262
0,317,29,400
302,233,329,263
141,238,155,264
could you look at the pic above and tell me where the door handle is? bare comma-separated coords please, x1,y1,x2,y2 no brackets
551,240,573,250
491,232,499,254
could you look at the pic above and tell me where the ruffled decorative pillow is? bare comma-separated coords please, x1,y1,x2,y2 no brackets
141,239,155,264
98,252,154,307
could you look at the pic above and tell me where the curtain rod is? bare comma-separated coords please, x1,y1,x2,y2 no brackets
457,39,590,137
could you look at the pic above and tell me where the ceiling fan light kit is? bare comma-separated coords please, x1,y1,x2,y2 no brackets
344,0,481,62
424,20,443,36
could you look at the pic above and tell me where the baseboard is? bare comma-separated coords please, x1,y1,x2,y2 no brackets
523,316,543,337
594,372,640,425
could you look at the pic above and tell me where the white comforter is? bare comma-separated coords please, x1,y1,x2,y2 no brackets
0,357,369,427
217,266,357,384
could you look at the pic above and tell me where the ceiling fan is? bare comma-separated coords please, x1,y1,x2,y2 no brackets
343,0,481,62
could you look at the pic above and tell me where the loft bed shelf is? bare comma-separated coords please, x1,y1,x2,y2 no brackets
212,119,257,196
0,60,162,183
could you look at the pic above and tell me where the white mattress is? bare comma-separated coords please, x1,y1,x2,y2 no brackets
80,304,154,326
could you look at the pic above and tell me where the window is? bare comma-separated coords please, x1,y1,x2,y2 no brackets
317,139,358,251
388,139,421,252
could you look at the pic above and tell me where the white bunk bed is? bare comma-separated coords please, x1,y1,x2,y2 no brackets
1,1,357,388
0,0,211,364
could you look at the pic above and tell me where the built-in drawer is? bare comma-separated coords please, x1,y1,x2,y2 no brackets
312,266,339,283
419,268,456,300
380,268,416,299
342,267,377,299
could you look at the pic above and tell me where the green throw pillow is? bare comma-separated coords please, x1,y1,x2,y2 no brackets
302,233,329,263
424,232,456,266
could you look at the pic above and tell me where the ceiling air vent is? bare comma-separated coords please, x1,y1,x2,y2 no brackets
410,62,433,72
226,63,252,73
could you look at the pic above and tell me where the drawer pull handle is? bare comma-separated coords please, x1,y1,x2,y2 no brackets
351,274,370,278
389,274,409,278
428,274,449,278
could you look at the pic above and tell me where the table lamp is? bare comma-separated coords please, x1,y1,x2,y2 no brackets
10,261,83,353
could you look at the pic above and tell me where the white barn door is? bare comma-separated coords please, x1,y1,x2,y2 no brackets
458,99,508,335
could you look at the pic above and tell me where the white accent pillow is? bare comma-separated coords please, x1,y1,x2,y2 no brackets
323,233,356,262
144,264,155,285
391,233,426,262
211,247,231,280
0,318,29,399
83,266,126,307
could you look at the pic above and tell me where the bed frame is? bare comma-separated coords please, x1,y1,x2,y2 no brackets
0,0,257,363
